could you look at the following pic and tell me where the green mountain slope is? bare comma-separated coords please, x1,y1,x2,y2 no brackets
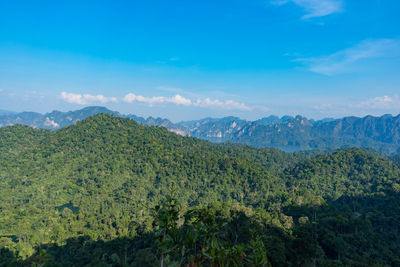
0,115,285,256
1,114,400,266
286,148,400,199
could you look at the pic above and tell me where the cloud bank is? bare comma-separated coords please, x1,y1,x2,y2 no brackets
61,92,118,105
352,95,400,110
311,95,400,118
123,93,192,106
272,0,343,19
123,93,252,111
60,92,253,111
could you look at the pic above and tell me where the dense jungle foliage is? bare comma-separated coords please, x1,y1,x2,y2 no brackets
1,114,400,266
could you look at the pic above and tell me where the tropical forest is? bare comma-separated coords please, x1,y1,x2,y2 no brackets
1,114,400,266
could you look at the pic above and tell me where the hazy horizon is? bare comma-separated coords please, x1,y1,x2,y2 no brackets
2,105,400,125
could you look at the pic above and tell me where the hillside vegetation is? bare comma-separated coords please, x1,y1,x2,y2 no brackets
1,114,400,266
2,106,400,154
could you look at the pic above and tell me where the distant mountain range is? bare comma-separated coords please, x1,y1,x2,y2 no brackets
0,109,16,115
1,106,400,154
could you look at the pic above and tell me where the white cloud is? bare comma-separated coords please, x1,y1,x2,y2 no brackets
123,93,252,111
297,39,400,75
272,0,343,19
82,94,117,104
352,95,400,110
305,95,400,118
172,94,192,106
123,93,192,106
194,98,251,111
61,92,118,105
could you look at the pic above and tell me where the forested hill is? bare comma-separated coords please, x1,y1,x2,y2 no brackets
1,114,400,266
0,106,188,135
2,107,400,154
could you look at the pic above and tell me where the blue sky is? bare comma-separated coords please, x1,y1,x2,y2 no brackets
0,0,399,121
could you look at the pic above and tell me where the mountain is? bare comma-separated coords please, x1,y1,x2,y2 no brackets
254,115,281,125
184,114,400,154
2,106,400,154
390,153,400,162
0,114,284,261
0,106,187,134
1,114,400,265
0,106,117,129
128,115,189,136
179,116,248,142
